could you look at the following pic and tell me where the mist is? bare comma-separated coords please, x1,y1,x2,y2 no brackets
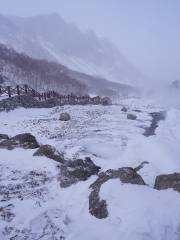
0,0,179,87
1,1,180,239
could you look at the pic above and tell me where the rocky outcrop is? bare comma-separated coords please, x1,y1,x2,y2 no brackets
59,112,71,121
143,111,166,137
33,145,64,163
59,157,101,188
127,113,137,120
0,133,39,150
89,168,145,219
154,173,180,192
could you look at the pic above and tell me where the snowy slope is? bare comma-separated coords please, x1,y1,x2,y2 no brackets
0,100,180,239
0,42,138,98
0,13,145,86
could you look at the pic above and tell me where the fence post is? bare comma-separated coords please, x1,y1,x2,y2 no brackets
24,84,28,94
17,85,20,96
7,86,11,97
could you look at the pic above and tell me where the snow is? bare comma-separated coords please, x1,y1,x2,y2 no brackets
39,41,135,84
0,99,180,239
100,180,180,240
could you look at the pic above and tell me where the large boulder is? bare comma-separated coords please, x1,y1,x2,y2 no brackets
127,113,137,120
154,173,180,192
59,112,71,121
59,157,101,188
0,133,39,150
33,145,64,163
89,167,145,219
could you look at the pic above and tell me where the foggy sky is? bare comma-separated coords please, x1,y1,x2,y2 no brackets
0,0,179,84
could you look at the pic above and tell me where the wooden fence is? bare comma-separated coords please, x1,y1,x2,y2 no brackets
0,84,103,104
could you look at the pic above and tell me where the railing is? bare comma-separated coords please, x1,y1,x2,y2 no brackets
0,85,57,100
0,84,105,105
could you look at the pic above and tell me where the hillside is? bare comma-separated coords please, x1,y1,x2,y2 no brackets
0,13,145,86
0,43,138,98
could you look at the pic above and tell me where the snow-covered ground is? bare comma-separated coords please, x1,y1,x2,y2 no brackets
1,99,180,239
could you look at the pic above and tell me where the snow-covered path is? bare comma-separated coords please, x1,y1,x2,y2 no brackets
1,100,180,239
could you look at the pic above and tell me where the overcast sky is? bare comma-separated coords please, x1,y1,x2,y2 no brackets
0,0,179,84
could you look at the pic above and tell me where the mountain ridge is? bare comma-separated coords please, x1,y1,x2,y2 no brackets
0,13,145,87
0,43,138,98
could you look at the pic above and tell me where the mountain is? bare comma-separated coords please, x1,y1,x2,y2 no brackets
0,43,138,98
0,43,87,95
0,13,144,86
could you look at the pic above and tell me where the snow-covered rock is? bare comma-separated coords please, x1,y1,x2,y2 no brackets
33,144,64,163
59,112,71,121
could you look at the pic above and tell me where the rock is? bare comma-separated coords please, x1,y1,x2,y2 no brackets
59,112,71,121
101,97,112,105
127,113,137,120
0,133,39,150
89,167,145,219
121,106,128,112
0,134,9,141
134,161,149,172
134,109,142,113
33,145,64,163
92,96,101,105
154,173,180,192
59,157,101,188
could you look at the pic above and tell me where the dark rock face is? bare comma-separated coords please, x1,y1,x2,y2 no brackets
154,173,180,192
127,113,137,120
121,106,128,112
59,112,71,121
0,133,39,150
33,145,64,163
89,168,145,219
59,157,101,188
143,111,166,137
0,134,9,141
